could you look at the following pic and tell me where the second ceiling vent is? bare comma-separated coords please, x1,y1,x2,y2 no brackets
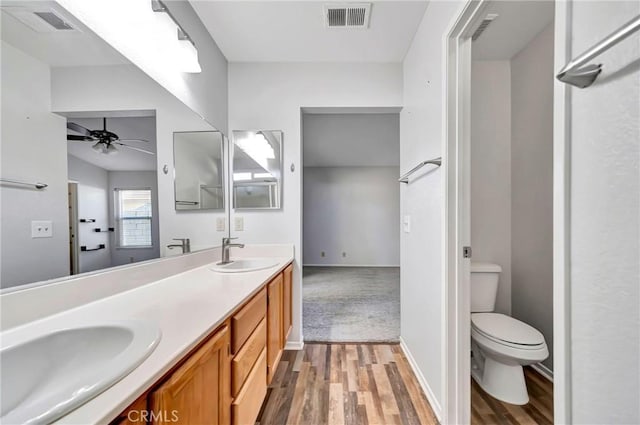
324,3,371,29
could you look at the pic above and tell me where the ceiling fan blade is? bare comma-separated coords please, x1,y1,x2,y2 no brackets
67,134,95,141
113,142,155,155
118,138,151,143
67,122,92,136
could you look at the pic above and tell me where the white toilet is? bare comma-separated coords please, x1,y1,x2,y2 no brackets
470,262,548,405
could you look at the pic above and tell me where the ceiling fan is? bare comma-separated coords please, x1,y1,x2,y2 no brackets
66,118,154,155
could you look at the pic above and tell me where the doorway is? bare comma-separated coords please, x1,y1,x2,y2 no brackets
301,109,401,343
445,1,564,423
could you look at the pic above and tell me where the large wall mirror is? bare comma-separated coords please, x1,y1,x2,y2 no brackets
0,6,227,291
232,130,283,210
173,131,225,211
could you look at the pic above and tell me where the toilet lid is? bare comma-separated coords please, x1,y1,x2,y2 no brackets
471,313,545,346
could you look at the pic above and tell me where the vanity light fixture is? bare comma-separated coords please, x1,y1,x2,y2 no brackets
151,0,201,73
236,132,276,171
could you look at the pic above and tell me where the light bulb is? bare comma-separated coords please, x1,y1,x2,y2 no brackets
92,142,102,153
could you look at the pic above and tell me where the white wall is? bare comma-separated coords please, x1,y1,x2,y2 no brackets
470,60,512,315
511,24,554,372
303,167,400,266
51,64,227,254
55,0,228,134
228,62,403,347
0,41,69,289
67,155,111,273
108,171,161,266
567,1,639,422
400,1,465,416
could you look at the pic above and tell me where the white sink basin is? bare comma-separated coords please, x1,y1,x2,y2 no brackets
210,258,279,273
1,320,161,424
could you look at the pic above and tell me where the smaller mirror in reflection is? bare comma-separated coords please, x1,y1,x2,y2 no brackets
173,131,225,211
232,130,283,209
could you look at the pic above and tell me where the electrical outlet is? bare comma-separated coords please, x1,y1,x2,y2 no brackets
234,216,244,231
31,220,53,238
216,217,225,231
321,251,325,257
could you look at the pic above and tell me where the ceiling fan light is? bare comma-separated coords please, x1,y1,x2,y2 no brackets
105,145,118,155
92,142,102,153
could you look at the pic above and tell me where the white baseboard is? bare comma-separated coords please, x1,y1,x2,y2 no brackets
531,363,554,382
399,337,442,421
302,264,400,268
285,340,304,350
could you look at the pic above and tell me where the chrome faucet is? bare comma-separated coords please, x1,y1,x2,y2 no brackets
167,238,191,254
219,237,244,265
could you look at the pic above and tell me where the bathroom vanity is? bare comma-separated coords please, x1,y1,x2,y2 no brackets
113,262,293,425
0,245,294,425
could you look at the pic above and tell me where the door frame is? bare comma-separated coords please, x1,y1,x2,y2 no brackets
443,1,571,422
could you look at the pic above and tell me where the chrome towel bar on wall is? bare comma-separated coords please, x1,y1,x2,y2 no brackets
557,15,640,88
0,178,48,190
399,157,442,184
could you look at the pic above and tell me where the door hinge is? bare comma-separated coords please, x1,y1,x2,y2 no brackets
227,343,230,356
463,246,472,258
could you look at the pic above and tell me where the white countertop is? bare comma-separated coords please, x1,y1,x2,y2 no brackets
0,246,294,424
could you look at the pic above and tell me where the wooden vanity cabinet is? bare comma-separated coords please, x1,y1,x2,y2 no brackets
266,273,283,384
149,324,231,425
112,262,294,425
282,264,293,343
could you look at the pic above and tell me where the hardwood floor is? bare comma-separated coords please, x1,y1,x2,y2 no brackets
471,367,553,425
256,344,439,425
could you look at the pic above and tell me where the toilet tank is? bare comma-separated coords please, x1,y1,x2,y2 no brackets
470,262,502,312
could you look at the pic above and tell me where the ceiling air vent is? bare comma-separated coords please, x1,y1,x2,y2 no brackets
324,3,371,29
1,6,77,33
471,13,498,41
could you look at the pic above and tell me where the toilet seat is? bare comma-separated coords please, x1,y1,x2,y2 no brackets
471,313,544,349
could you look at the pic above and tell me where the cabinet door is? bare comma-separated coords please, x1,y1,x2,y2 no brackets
282,264,293,344
150,325,231,425
266,273,283,384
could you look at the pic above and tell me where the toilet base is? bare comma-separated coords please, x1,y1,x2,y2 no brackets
471,356,529,405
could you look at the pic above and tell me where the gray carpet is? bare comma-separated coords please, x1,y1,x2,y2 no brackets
302,266,400,343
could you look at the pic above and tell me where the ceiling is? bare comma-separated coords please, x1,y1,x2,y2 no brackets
303,113,399,167
0,1,128,67
472,0,554,60
190,1,429,62
66,116,157,171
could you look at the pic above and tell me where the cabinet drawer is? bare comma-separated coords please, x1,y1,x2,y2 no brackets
232,288,267,354
232,318,266,398
232,349,267,425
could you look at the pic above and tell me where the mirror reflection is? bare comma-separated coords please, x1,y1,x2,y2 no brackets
173,131,225,211
0,7,226,290
232,130,283,210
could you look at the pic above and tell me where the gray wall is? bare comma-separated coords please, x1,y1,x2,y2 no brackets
303,166,400,266
0,41,69,289
510,24,554,371
568,1,639,422
471,60,512,314
68,155,112,273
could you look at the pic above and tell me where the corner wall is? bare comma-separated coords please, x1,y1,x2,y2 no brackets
510,24,554,372
470,60,512,315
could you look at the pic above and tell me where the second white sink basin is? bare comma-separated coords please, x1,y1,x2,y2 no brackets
1,320,161,424
210,258,279,273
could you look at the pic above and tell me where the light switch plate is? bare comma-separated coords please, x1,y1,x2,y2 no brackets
32,220,53,238
216,217,225,232
403,215,411,233
234,217,244,231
